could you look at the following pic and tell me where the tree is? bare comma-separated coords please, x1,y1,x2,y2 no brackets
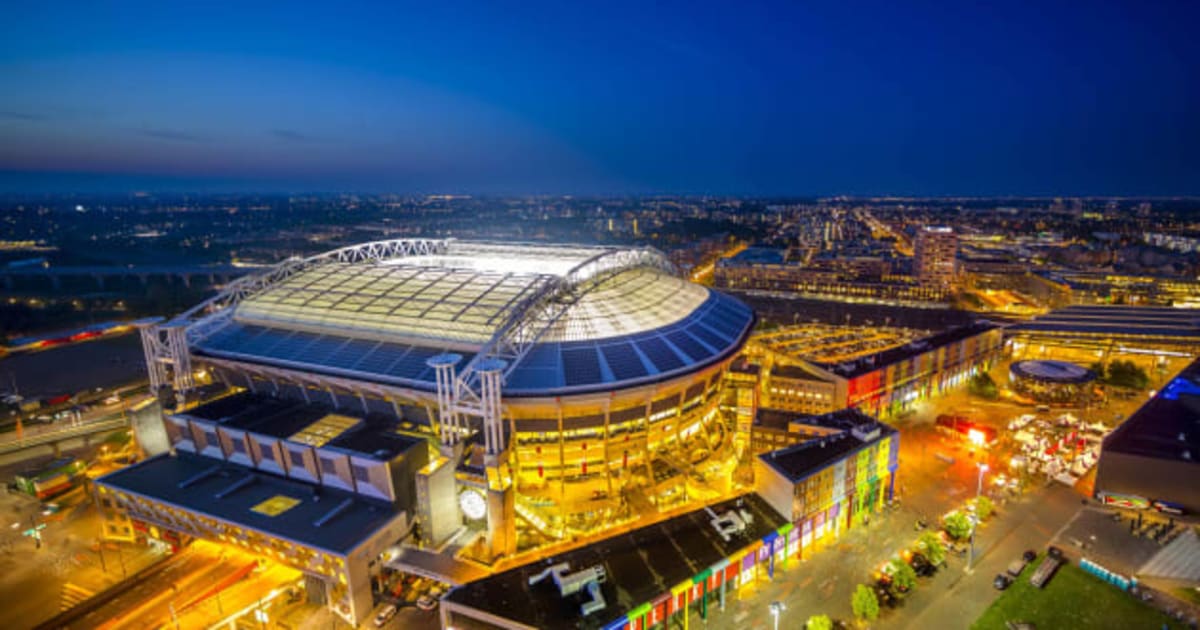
968,372,999,400
974,495,994,520
807,614,833,630
943,511,972,541
888,558,918,593
852,584,880,622
1106,360,1150,390
918,531,946,566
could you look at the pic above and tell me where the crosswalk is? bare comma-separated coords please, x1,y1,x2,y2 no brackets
61,582,95,611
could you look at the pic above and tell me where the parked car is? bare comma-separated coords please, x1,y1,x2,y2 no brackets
993,574,1013,590
374,604,397,627
416,595,438,611
909,552,936,577
874,585,897,608
1022,549,1037,563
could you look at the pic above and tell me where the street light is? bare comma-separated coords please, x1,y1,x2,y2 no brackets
968,463,988,572
768,601,785,630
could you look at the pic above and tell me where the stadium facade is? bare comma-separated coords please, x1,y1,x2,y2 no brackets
103,239,755,624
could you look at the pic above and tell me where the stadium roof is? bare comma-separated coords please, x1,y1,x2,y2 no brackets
185,240,754,396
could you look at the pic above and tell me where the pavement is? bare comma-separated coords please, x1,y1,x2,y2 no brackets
0,481,164,630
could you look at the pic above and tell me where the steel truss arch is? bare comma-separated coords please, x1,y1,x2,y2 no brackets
452,245,678,401
179,238,451,343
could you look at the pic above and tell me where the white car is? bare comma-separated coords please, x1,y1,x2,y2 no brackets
373,604,397,627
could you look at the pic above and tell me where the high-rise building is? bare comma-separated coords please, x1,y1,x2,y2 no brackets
914,226,957,288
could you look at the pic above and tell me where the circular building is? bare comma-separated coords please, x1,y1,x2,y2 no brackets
1009,359,1097,404
168,239,755,551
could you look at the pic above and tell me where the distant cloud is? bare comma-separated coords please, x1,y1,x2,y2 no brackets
137,127,206,142
0,111,47,122
270,128,321,143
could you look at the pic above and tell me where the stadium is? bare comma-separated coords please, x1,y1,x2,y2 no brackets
131,239,755,568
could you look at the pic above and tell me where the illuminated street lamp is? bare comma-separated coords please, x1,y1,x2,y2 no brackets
768,601,785,630
968,463,988,572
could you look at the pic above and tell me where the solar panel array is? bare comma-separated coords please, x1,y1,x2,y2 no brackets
504,292,754,394
195,323,472,387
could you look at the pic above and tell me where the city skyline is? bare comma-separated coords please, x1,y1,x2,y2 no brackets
3,0,1199,196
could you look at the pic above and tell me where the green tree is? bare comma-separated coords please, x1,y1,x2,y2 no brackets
888,558,918,592
968,372,999,400
806,614,833,630
852,584,880,622
974,495,994,520
918,531,946,566
943,511,972,541
1106,360,1149,390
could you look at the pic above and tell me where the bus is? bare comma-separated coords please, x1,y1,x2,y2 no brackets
13,458,88,500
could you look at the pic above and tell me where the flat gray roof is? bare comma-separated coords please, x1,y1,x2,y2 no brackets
97,451,401,555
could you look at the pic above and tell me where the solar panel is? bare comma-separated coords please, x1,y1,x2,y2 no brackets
562,347,604,386
387,347,440,379
636,337,685,373
600,343,649,381
689,324,731,351
272,331,323,361
353,345,406,374
292,336,348,364
520,344,560,372
326,339,380,369
704,312,743,338
665,330,712,362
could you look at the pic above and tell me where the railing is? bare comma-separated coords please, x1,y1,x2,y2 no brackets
0,417,130,455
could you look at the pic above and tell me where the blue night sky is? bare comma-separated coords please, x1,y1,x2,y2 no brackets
1,0,1197,195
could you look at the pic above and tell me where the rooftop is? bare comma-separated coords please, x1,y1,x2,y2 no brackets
1010,360,1096,384
189,240,754,397
1103,359,1200,463
444,493,786,630
820,321,999,379
758,409,897,482
183,392,425,461
96,451,401,554
1009,305,1200,341
719,247,788,266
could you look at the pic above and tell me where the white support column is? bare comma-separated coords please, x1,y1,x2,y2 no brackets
165,324,194,399
427,353,463,446
137,325,167,392
476,358,508,456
